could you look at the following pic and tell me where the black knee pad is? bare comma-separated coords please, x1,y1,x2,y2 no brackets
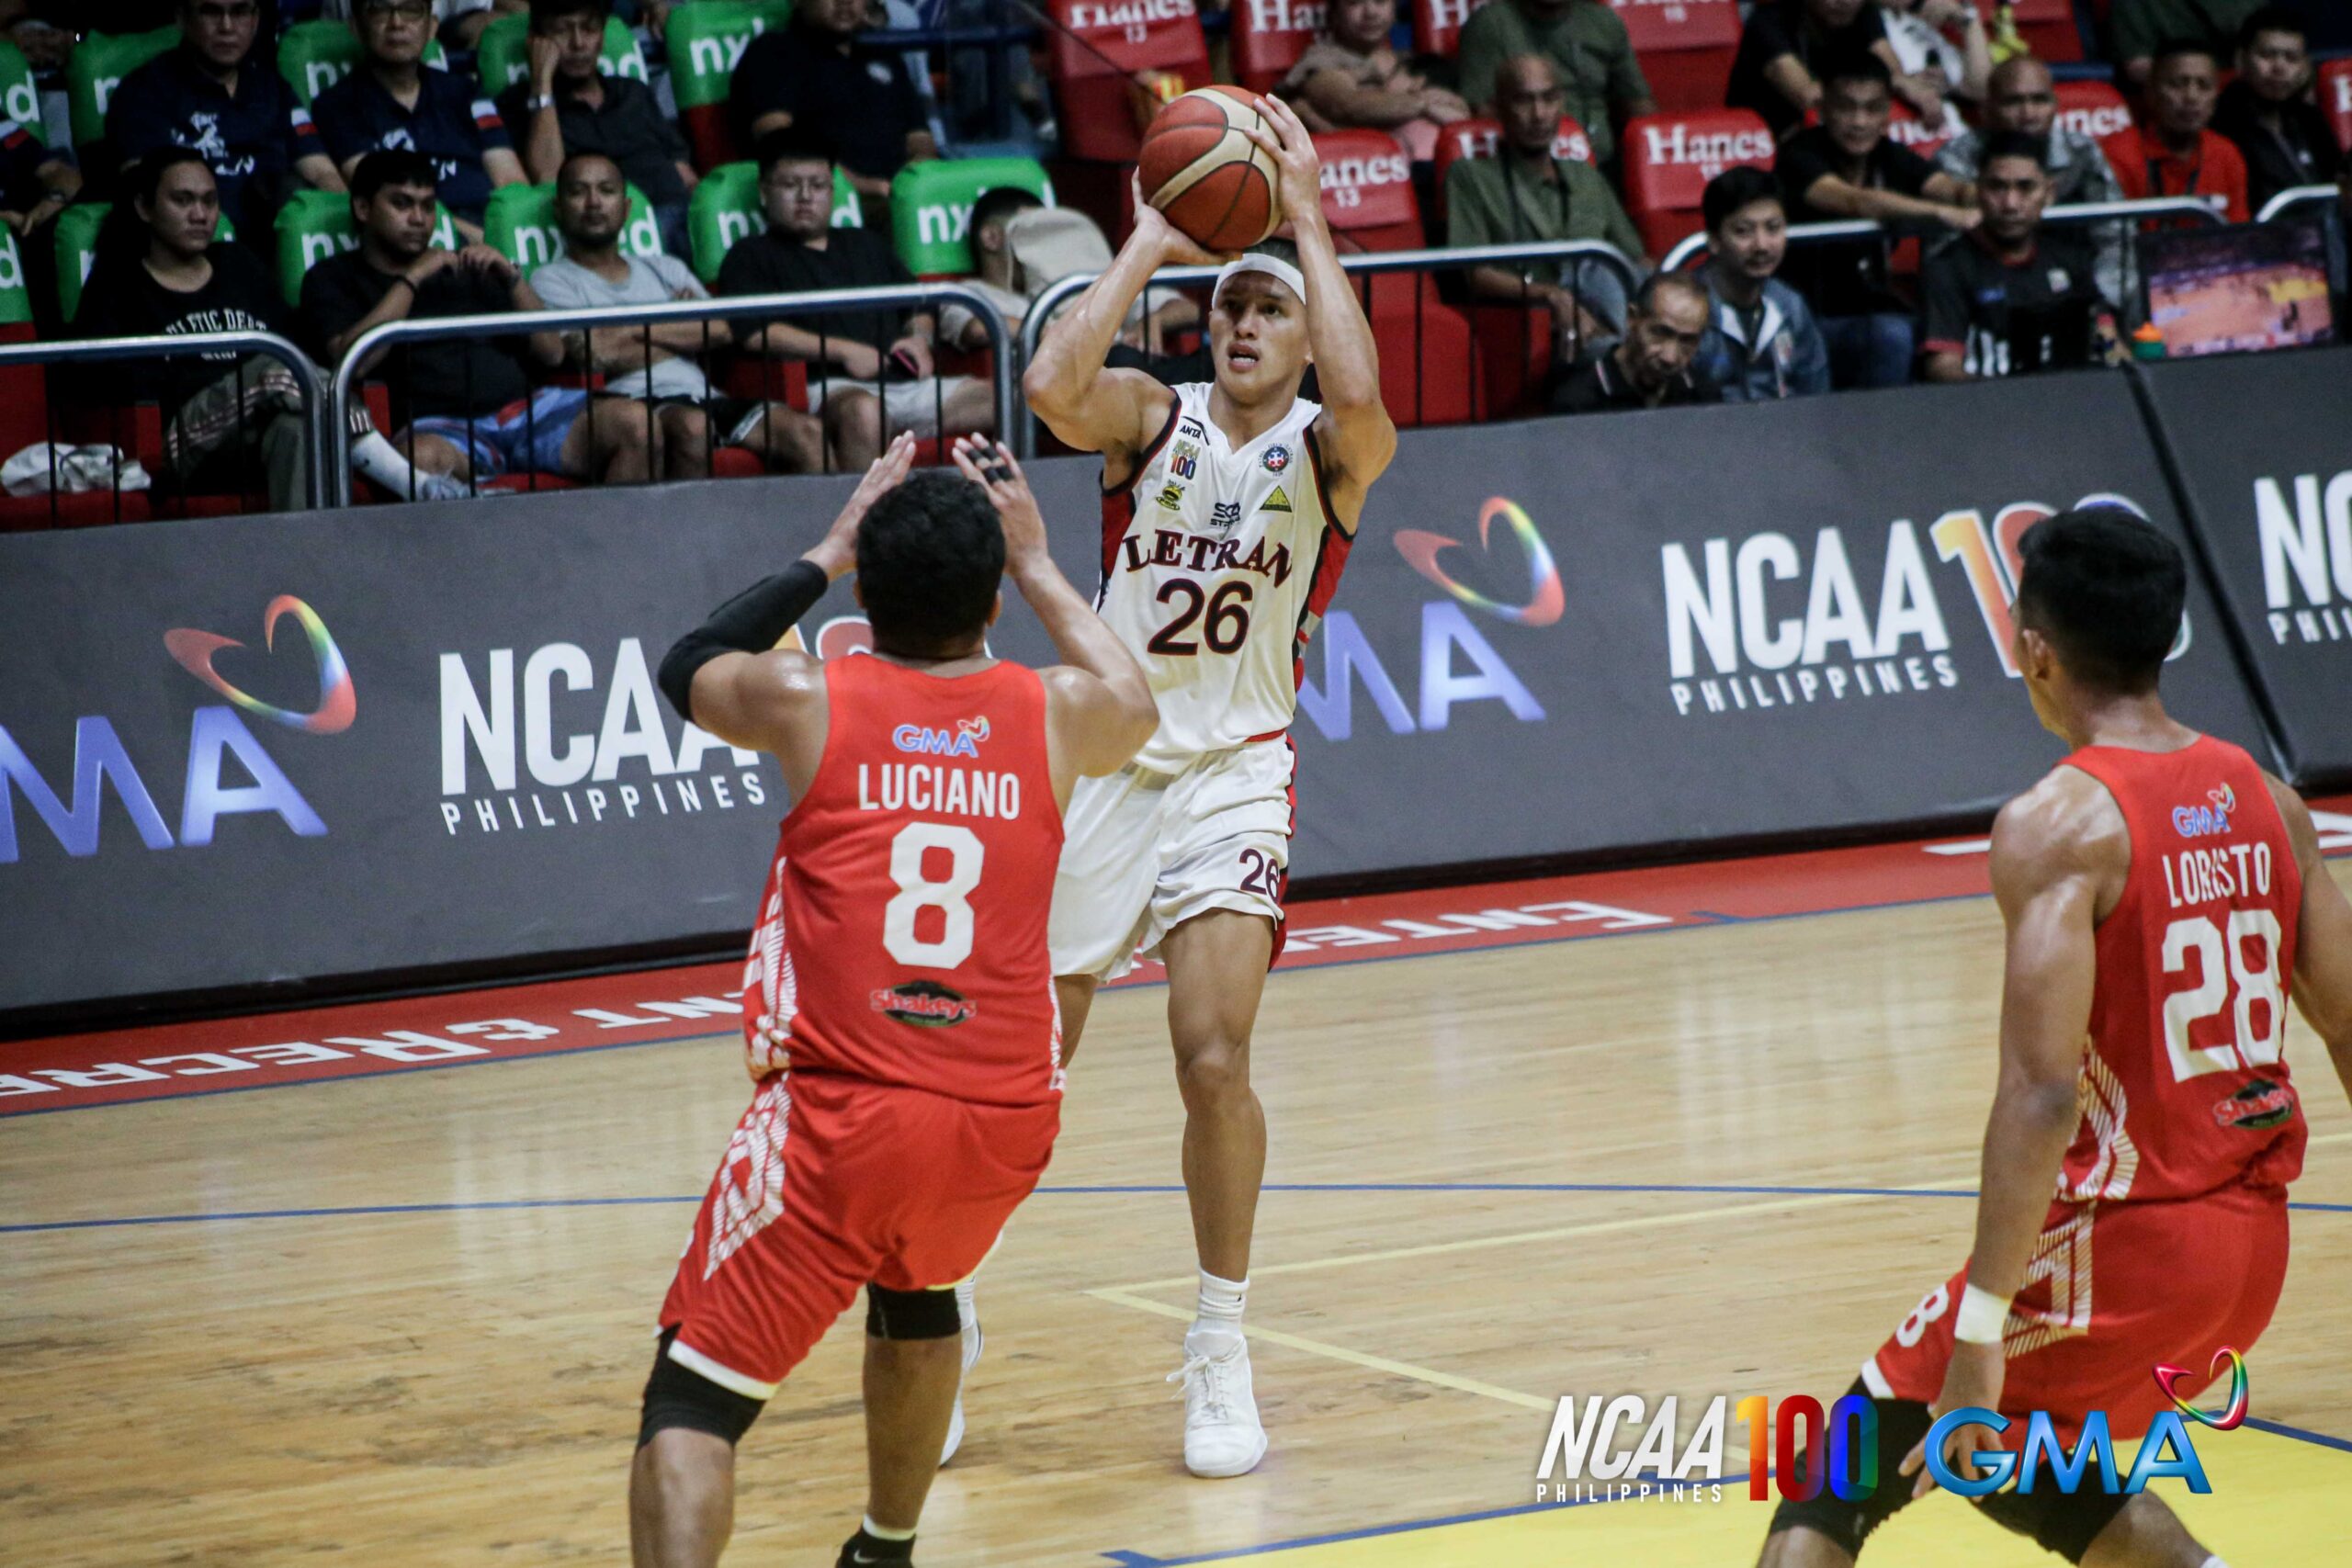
865,1282,961,1340
1976,1483,2132,1563
638,1326,765,1450
1764,1381,1935,1555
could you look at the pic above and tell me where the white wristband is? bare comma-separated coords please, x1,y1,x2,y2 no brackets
1953,1282,2009,1345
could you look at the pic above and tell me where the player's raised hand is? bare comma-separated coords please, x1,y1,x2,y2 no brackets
1129,172,1238,269
1898,1339,2007,1499
951,435,1051,573
804,431,917,580
1242,95,1325,230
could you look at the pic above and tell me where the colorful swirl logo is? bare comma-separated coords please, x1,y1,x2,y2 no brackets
1393,498,1565,627
2152,1348,2249,1431
164,594,356,735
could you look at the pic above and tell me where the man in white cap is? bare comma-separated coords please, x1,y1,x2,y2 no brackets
1017,93,1396,1478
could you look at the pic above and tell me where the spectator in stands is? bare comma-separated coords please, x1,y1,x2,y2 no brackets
941,184,1042,353
1691,167,1830,401
1282,0,1471,164
1446,54,1649,353
1729,0,1952,141
109,0,346,251
2107,39,2251,223
300,0,510,50
1874,0,1993,109
716,132,991,469
729,0,938,213
1,2,175,69
1920,131,2116,382
2109,0,2259,89
311,0,526,236
301,149,659,495
532,152,821,475
1937,56,2132,320
943,186,1195,354
1777,52,1976,388
501,0,696,256
0,117,77,242
1453,0,1654,169
73,150,308,510
2214,7,2343,213
1549,272,1721,413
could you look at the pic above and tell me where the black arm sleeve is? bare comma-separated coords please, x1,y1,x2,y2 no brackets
658,558,831,724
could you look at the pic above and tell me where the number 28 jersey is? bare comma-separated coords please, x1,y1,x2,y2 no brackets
2061,736,2305,1206
1099,384,1352,773
738,655,1065,1107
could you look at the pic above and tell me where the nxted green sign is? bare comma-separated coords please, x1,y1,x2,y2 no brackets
891,158,1054,276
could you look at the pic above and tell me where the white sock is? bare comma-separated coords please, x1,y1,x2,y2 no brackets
954,1277,976,1322
351,431,467,498
1189,1269,1247,1350
2199,1557,2228,1568
861,1514,915,1542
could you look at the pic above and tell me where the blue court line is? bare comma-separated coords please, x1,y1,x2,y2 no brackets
8,1180,2349,1235
2244,1416,2352,1454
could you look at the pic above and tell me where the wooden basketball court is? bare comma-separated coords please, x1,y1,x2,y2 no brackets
6,835,2351,1565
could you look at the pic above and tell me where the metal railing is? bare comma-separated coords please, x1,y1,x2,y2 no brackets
2256,185,2345,225
1657,196,2230,275
0,330,333,513
328,285,1018,507
1013,239,1644,457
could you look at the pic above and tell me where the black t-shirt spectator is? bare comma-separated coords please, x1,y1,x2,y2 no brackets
716,225,913,348
495,73,691,207
729,27,925,183
1920,230,2106,378
2211,80,2345,214
1778,125,1938,316
1728,1,1889,138
300,250,530,424
1548,352,1723,413
108,46,322,244
73,242,291,421
311,67,514,221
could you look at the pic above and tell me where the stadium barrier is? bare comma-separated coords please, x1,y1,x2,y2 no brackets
2256,185,2347,225
1655,196,2231,275
7,364,2324,1031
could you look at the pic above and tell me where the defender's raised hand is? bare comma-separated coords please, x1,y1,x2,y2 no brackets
951,435,1049,573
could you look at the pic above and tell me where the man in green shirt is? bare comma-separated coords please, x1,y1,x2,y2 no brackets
1444,53,1652,350
1454,0,1657,166
2109,0,2262,86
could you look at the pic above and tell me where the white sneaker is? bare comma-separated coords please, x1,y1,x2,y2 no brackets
1170,1331,1267,1478
938,1293,983,1467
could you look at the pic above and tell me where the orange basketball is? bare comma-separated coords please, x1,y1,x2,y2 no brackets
1137,85,1281,254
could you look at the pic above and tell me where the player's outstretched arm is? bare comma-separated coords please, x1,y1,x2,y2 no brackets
952,437,1157,797
1901,770,2118,1499
1242,95,1397,533
657,434,919,792
2263,775,2352,1109
1020,183,1213,477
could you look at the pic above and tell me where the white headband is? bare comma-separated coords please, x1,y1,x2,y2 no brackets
1212,253,1307,308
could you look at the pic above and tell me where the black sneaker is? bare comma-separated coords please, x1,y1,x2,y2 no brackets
835,1526,915,1567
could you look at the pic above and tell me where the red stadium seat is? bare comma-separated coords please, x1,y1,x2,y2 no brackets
1466,303,1551,420
1621,108,1774,258
1305,131,1477,426
1046,0,1214,163
1230,0,1321,96
1884,100,1953,163
2002,0,2082,65
683,106,741,179
2321,59,2352,155
2053,79,2136,145
1610,0,1739,115
0,333,157,527
1430,114,1593,224
1315,130,1426,250
1412,0,1492,61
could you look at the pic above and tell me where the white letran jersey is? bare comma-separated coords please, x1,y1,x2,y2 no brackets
1096,384,1352,773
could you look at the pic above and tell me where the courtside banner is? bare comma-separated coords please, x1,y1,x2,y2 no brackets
2134,346,2352,786
0,373,2269,1021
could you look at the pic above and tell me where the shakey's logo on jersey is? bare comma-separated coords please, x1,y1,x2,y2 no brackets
2213,1077,2297,1130
892,717,989,758
1396,498,1566,627
871,980,978,1028
2173,784,2234,839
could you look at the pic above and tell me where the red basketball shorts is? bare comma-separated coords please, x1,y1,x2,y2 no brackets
656,1069,1058,1399
1865,1183,2290,1444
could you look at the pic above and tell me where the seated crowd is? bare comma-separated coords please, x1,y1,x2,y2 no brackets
1,0,2344,504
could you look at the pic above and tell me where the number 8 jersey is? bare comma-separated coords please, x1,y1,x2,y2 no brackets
2062,735,2306,1205
1099,385,1351,772
739,654,1065,1107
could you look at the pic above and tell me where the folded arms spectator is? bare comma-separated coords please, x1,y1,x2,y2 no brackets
1453,0,1651,168
2109,0,2260,89
2213,6,2343,213
1282,0,1470,164
729,0,937,210
501,0,696,254
1550,272,1722,413
0,116,77,242
2107,38,2251,223
1920,130,2116,383
1692,166,1830,401
1729,0,1951,141
72,149,309,509
311,0,526,234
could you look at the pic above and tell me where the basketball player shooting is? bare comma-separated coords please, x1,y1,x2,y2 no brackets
631,432,1159,1568
1758,511,2352,1568
1019,93,1397,1478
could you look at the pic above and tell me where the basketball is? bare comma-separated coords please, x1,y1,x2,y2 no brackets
1138,85,1281,254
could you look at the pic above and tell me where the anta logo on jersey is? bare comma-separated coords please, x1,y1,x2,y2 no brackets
2213,1077,2297,1131
893,717,989,758
871,980,978,1027
2173,785,2235,839
3,594,347,865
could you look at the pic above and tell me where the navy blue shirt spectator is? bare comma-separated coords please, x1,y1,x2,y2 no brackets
0,119,75,224
311,0,524,228
729,0,937,205
108,1,343,246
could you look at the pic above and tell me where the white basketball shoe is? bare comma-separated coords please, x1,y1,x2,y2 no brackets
939,1280,982,1467
1170,1330,1268,1478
